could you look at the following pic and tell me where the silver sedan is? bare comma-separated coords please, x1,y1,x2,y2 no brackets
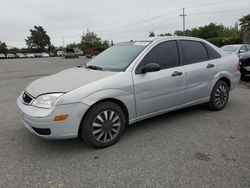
17,36,240,148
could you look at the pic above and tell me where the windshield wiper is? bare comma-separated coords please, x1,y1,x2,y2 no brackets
87,65,103,71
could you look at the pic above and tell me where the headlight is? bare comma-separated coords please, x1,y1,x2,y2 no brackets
32,93,64,109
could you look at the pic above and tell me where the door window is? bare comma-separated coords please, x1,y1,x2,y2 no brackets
180,40,209,65
203,43,221,60
136,41,179,73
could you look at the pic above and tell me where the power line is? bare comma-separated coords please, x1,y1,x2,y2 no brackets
55,0,250,41
95,0,245,33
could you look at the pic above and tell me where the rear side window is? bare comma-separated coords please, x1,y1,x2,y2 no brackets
204,43,221,60
180,40,209,65
140,41,179,70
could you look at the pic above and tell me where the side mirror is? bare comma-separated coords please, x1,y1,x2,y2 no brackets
141,63,161,74
239,49,246,53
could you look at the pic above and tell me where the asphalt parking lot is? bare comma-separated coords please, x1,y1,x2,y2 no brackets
0,57,249,188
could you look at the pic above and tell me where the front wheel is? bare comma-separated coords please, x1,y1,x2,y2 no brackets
80,101,126,148
208,80,229,111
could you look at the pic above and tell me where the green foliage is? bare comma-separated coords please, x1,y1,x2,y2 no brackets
174,23,242,47
149,31,155,37
8,47,19,54
80,32,110,55
158,33,172,36
239,14,250,43
174,30,184,36
207,37,242,47
25,26,51,52
66,43,81,49
0,41,8,54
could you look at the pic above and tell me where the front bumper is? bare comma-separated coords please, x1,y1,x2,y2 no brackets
17,96,89,139
240,66,250,77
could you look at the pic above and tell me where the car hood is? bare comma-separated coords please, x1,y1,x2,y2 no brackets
26,67,117,98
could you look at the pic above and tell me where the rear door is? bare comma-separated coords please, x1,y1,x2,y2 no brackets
179,40,217,103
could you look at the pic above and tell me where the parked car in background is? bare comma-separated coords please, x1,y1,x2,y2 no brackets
49,52,55,57
25,53,35,58
57,50,64,57
221,44,250,54
15,53,25,58
239,51,250,79
7,53,15,58
17,37,240,148
41,52,49,58
64,48,79,59
35,53,42,58
75,49,84,56
0,53,6,59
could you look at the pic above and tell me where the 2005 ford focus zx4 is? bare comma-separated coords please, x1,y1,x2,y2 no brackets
17,37,240,148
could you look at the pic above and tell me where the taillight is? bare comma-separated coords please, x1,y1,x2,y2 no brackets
237,62,240,71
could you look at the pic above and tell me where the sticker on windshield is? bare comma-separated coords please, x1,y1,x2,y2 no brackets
133,42,150,46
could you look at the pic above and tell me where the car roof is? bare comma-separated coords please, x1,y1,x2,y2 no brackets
131,36,208,43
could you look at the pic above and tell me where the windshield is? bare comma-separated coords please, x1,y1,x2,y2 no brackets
221,45,240,53
86,42,150,71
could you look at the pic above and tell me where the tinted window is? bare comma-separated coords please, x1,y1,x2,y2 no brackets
138,41,179,71
204,43,221,60
181,40,209,65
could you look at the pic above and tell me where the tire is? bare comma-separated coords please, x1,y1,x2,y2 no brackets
80,101,126,148
208,80,229,111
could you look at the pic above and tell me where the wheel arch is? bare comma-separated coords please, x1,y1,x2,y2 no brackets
78,98,129,137
217,77,231,89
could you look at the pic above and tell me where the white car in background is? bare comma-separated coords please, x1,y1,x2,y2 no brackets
57,51,64,57
0,53,6,59
15,53,26,58
7,53,15,58
221,44,250,54
25,53,35,58
41,53,49,57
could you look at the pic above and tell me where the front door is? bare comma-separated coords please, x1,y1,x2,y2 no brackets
132,40,186,119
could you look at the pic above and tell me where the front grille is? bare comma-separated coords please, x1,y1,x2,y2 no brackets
22,92,33,104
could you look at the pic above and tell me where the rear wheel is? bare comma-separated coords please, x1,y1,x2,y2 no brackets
80,101,126,148
208,80,229,111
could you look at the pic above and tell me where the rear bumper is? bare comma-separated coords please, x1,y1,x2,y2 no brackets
230,72,241,90
17,96,89,139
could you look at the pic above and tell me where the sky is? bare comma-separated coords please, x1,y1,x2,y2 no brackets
1,0,250,48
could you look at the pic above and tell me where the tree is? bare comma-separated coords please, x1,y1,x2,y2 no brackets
149,31,155,37
239,14,250,43
0,41,8,54
66,42,80,49
174,23,242,46
80,31,109,55
25,26,51,52
174,30,184,36
158,33,172,36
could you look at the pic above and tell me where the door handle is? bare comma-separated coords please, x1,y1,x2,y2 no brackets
207,63,215,68
172,71,183,77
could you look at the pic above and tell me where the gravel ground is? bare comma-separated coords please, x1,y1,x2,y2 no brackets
0,57,249,188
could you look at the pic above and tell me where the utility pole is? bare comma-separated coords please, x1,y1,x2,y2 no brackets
62,38,65,47
179,8,187,35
